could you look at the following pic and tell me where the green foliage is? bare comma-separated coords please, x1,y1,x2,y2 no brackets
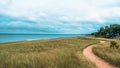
110,41,117,47
110,41,119,49
92,24,120,38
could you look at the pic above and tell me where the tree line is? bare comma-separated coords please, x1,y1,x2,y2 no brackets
91,24,120,38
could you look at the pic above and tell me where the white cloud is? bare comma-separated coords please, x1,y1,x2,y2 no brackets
0,0,11,7
1,0,120,21
39,12,48,17
7,21,32,27
59,16,70,22
0,0,120,34
28,16,38,21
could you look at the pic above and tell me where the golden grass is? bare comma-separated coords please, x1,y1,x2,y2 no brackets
0,36,99,68
93,39,120,67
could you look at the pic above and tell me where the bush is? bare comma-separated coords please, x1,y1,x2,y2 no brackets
110,41,119,49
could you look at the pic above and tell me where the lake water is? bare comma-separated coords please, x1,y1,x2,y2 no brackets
0,34,86,43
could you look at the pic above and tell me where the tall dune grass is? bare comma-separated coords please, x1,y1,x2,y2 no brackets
93,39,120,67
0,36,99,68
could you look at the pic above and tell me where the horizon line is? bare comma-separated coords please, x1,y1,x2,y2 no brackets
0,33,90,35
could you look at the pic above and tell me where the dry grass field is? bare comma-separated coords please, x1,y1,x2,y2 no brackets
0,36,99,68
93,39,120,67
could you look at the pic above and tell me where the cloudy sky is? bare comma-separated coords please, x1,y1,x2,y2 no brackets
0,0,120,34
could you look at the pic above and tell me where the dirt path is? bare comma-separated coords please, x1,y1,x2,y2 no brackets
83,41,118,68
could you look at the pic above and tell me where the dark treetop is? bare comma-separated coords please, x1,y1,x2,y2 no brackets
92,24,120,38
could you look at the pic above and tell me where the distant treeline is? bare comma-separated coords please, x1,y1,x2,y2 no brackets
91,24,120,38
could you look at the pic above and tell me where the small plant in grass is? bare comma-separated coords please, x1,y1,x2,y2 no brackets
110,41,119,49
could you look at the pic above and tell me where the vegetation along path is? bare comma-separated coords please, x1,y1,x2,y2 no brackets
83,41,118,68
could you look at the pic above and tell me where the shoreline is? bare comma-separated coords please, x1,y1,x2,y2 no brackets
0,35,87,43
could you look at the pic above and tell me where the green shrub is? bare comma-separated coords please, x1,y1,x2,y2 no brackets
110,41,119,49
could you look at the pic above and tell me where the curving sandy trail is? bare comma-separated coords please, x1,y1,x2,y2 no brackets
83,41,118,68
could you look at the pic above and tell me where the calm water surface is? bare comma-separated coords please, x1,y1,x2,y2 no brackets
0,34,86,43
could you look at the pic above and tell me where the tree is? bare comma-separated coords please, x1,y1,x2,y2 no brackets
92,24,120,38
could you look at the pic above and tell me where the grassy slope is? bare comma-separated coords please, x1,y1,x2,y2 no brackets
0,36,99,68
93,39,120,67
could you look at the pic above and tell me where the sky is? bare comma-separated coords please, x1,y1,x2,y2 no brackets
0,0,120,34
